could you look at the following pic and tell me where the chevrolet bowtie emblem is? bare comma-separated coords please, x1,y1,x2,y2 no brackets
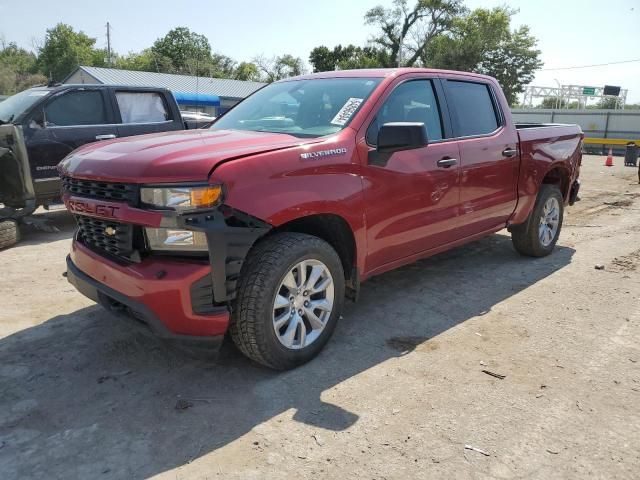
104,226,117,236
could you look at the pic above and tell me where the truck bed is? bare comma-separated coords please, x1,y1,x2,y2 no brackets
510,122,583,225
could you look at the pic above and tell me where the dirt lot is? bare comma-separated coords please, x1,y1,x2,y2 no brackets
1,155,639,479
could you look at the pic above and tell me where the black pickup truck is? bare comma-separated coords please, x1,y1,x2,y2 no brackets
0,84,184,247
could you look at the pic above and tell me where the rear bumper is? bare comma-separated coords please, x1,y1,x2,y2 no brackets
67,241,230,341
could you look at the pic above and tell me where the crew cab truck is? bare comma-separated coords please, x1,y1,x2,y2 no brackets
61,69,582,370
0,84,183,248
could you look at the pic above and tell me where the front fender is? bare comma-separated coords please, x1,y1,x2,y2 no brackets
211,143,367,273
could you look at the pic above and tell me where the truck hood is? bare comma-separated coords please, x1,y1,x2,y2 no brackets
59,129,321,183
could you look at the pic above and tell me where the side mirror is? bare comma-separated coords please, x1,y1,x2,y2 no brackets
377,122,428,154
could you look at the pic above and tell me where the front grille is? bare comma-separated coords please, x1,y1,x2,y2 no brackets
75,215,137,263
62,176,139,205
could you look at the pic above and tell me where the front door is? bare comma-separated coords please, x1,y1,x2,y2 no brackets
26,88,118,198
359,78,461,273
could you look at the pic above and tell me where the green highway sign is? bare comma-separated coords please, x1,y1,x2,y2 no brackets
582,87,596,95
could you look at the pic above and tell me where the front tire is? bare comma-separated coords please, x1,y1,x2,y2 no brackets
511,184,564,257
230,232,345,370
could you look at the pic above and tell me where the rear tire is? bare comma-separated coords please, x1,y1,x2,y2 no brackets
0,219,20,249
511,185,564,257
230,232,345,370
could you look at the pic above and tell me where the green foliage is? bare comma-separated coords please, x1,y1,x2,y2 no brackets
151,27,212,75
426,7,511,70
309,44,390,72
427,8,542,105
537,97,579,109
365,0,465,67
307,3,542,105
233,62,260,82
114,49,159,72
37,23,104,81
254,54,304,83
594,97,620,109
476,25,542,106
0,39,46,94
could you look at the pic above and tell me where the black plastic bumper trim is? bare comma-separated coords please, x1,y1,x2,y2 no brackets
176,207,272,304
569,179,580,206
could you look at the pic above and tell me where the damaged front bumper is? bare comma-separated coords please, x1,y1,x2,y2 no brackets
65,189,272,339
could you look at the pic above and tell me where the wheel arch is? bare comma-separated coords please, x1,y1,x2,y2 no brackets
268,213,360,300
541,165,571,201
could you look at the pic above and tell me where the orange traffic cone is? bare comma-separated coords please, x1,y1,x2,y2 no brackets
605,148,614,167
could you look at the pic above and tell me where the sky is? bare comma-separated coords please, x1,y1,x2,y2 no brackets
1,0,639,102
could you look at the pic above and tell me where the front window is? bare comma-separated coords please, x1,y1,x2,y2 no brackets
211,77,382,138
0,88,50,124
44,90,108,127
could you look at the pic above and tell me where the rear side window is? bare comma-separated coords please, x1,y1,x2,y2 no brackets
115,92,170,123
44,90,107,127
366,80,443,144
447,81,499,137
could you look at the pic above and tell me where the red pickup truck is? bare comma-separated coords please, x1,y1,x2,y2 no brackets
60,69,582,369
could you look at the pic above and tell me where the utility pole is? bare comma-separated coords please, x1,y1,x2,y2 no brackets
106,22,112,66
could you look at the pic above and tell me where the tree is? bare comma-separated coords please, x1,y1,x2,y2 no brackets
233,62,260,81
115,49,160,72
309,44,391,72
254,54,304,83
477,26,542,105
151,27,213,75
0,39,46,94
426,7,511,70
37,23,105,81
309,46,335,72
365,0,465,67
594,97,620,109
427,7,542,105
537,97,579,109
208,53,236,78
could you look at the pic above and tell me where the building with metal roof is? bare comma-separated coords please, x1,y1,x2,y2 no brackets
64,66,265,115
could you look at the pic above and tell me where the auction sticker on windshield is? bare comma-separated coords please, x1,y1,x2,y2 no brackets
331,98,363,126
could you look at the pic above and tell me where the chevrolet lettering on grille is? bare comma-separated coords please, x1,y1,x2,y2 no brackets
66,200,120,218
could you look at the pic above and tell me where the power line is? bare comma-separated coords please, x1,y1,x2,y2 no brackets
540,58,640,71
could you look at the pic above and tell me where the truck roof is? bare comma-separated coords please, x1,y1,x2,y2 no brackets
282,68,497,83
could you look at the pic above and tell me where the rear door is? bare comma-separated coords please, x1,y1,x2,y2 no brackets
359,76,462,273
441,77,519,236
112,89,180,138
25,88,118,196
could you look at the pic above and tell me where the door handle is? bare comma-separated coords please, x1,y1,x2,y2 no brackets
437,158,458,168
502,147,517,157
95,134,116,140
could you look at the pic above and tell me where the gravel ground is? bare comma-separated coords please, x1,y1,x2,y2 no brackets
0,155,639,480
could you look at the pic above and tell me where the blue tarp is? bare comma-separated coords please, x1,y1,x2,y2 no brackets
173,92,220,107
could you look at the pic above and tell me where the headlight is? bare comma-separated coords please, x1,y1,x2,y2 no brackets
145,228,208,252
140,185,222,211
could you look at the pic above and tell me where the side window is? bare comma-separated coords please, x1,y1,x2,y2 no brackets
115,92,170,123
447,81,499,137
44,90,108,127
366,80,443,145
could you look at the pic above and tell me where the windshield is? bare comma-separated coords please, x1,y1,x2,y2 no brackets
0,88,50,124
211,77,382,138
